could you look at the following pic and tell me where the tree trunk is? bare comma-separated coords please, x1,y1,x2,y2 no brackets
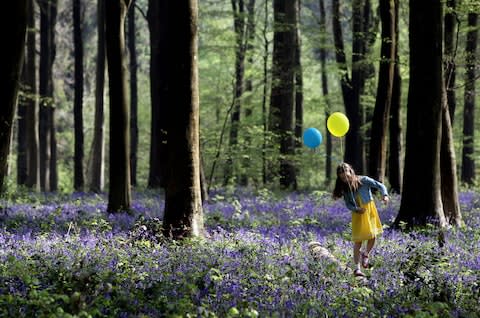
106,0,132,212
318,0,332,185
240,0,256,186
388,0,402,193
261,0,269,185
224,0,247,186
89,0,106,193
38,0,58,192
0,1,28,194
332,0,356,169
270,0,297,190
294,1,303,151
128,0,138,187
147,0,168,189
163,0,204,239
444,0,457,121
349,0,367,172
73,0,84,191
368,0,395,182
395,0,446,228
25,0,39,190
461,12,477,186
18,66,28,186
440,103,461,226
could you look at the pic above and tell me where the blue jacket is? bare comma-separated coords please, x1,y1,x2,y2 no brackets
343,176,389,211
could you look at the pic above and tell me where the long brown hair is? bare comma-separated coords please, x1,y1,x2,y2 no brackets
332,162,361,199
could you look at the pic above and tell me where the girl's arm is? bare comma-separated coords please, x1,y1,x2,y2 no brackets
344,192,362,212
362,176,389,197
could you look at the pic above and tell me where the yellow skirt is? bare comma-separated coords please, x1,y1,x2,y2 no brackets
351,199,383,242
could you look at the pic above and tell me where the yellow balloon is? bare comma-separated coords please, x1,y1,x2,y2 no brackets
327,112,349,137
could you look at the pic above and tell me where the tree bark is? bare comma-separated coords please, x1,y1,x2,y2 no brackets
224,0,247,186
388,0,402,193
368,0,395,182
461,13,477,186
147,0,168,189
106,0,132,212
89,0,106,193
25,0,39,190
269,0,297,190
128,0,138,187
240,0,256,186
444,0,457,121
318,0,332,185
395,0,446,228
0,1,28,194
163,0,204,239
38,0,58,192
440,103,461,226
73,0,85,191
18,66,28,186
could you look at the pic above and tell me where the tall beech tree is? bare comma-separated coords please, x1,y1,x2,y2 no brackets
89,0,106,193
162,0,204,239
388,0,402,193
444,0,457,120
317,0,333,185
224,0,250,185
106,0,132,212
38,0,58,192
128,0,138,187
0,1,28,194
332,0,376,173
368,0,395,183
395,0,447,228
461,12,477,186
269,0,298,190
25,0,39,189
73,0,85,191
147,0,168,189
438,1,462,227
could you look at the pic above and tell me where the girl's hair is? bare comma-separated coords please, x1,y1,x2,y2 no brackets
332,162,361,199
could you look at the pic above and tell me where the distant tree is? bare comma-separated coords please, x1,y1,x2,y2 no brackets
147,0,168,189
332,0,377,172
18,65,28,186
88,0,106,193
444,0,457,120
0,1,28,194
224,0,249,185
38,0,58,192
440,0,462,226
395,0,446,228
162,0,204,239
128,0,138,187
441,101,461,226
318,0,333,185
461,12,477,185
73,0,85,191
25,0,39,190
368,0,395,183
240,0,256,187
260,0,270,185
269,0,298,190
294,1,303,151
388,0,402,193
106,0,132,212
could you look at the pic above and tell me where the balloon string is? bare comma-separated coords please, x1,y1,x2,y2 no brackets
340,137,343,159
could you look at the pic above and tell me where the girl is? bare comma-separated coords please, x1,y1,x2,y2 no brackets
333,162,389,277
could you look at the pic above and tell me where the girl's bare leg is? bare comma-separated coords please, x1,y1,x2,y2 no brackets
353,241,362,269
365,237,376,256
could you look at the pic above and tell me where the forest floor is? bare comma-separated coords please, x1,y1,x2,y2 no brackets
0,188,479,317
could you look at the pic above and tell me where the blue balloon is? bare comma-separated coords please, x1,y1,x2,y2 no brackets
303,127,323,149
